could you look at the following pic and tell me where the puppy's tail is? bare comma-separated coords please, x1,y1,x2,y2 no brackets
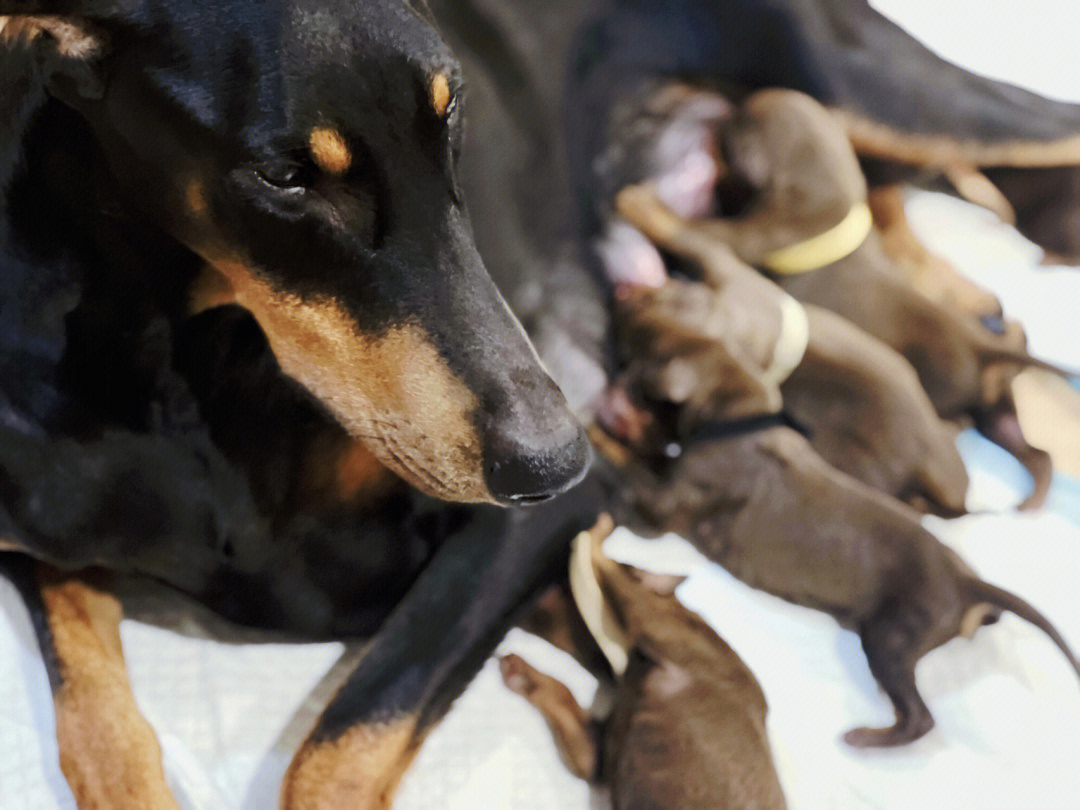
979,346,1076,379
965,578,1080,683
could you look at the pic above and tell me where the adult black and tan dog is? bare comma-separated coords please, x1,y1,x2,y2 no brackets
0,1,597,808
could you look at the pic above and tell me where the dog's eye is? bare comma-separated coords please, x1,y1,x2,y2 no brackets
444,95,458,120
254,161,305,191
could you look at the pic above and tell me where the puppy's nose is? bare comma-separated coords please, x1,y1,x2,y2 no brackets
483,412,592,505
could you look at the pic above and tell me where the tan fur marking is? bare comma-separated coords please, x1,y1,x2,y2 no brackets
0,16,104,58
281,717,418,810
297,433,399,508
0,537,22,552
333,442,394,501
211,260,490,502
836,109,1080,168
185,177,208,217
960,604,998,639
309,127,352,175
187,265,237,314
587,424,633,469
40,573,180,810
943,164,1017,225
430,73,452,117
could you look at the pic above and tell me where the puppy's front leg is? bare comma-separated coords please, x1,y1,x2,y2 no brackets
2,556,180,810
499,654,599,781
280,478,605,810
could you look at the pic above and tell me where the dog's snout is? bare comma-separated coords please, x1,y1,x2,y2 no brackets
482,396,592,505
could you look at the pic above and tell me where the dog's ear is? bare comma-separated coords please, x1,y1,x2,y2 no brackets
0,4,134,101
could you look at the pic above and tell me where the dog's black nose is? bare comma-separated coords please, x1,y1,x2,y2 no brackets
483,414,592,505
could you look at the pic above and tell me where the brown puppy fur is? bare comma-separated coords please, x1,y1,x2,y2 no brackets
613,186,968,515
501,522,787,810
597,395,1080,748
674,88,1058,508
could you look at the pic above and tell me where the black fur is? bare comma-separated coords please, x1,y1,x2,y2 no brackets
1,2,598,801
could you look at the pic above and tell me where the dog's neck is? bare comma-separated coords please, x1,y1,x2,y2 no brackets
1,91,202,429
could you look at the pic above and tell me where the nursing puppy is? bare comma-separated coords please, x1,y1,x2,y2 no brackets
501,519,788,810
597,392,1080,748
664,88,1060,508
610,185,968,515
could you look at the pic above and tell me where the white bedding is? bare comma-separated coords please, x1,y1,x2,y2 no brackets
3,5,1080,809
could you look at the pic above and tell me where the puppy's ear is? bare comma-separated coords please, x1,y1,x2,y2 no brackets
656,336,781,423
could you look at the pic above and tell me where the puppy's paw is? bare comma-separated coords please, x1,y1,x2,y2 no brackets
499,654,539,697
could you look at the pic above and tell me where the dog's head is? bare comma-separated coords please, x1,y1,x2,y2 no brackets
2,0,590,504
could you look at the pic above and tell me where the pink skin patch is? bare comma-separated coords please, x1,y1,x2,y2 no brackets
653,148,720,219
596,94,728,292
650,95,728,218
595,221,670,292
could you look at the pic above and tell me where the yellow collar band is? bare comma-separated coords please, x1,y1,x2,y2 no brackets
762,293,810,387
568,528,630,677
761,202,873,275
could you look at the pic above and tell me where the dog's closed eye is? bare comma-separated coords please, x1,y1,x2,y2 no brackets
254,159,307,192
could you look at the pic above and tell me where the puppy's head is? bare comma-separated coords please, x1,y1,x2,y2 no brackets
4,0,590,504
581,527,736,674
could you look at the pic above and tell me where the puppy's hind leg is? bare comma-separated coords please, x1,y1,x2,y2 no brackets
844,615,935,748
0,555,180,810
976,396,1052,511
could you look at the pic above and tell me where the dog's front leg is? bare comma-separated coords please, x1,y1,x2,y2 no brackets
1,555,180,810
280,477,605,810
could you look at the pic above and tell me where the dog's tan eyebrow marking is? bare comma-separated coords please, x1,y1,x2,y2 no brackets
431,73,452,118
309,127,352,175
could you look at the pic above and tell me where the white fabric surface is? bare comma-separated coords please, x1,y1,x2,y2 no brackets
4,6,1080,808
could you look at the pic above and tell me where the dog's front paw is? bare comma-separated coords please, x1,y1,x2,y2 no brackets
280,717,418,810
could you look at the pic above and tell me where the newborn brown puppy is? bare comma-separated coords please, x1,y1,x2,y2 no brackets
597,397,1080,748
649,88,1060,509
613,187,968,515
501,520,788,810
